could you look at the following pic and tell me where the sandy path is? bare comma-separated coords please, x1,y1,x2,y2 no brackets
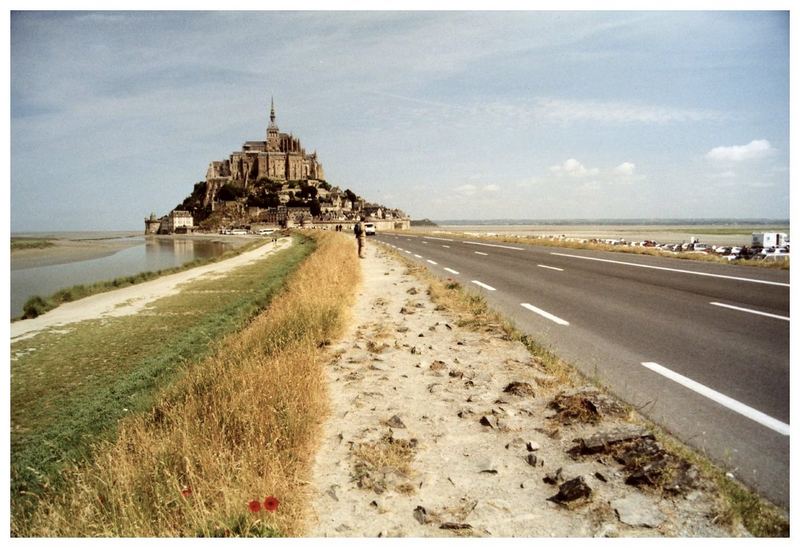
10,237,291,342
307,242,738,537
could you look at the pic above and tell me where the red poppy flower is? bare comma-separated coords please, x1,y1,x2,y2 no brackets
263,496,280,512
181,486,192,497
248,499,262,513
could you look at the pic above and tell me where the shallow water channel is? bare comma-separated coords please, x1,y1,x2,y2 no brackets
10,237,235,318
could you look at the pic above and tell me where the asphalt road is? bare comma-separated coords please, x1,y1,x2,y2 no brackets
374,233,790,508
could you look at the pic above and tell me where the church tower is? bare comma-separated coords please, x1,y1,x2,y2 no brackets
266,97,280,152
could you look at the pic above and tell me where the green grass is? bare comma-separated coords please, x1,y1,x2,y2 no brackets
11,235,315,522
11,238,56,251
17,238,268,320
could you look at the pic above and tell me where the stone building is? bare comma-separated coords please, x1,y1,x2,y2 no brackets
154,210,194,235
144,212,161,235
204,99,325,193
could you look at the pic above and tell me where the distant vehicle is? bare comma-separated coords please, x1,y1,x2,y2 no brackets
730,246,742,255
364,223,376,236
752,232,788,248
257,228,276,236
230,228,248,235
692,244,710,253
714,246,731,254
761,247,790,260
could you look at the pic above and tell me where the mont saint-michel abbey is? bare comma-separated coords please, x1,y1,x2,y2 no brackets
145,99,409,234
205,99,325,187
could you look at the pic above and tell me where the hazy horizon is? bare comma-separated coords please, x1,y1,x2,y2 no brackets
11,11,789,231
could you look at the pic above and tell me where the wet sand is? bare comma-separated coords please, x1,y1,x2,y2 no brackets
10,233,254,271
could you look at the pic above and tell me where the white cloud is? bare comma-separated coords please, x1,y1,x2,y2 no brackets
706,140,774,162
484,184,500,192
613,162,636,176
549,158,599,177
454,184,477,196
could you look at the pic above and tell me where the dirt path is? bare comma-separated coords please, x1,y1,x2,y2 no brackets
307,242,741,537
10,237,291,342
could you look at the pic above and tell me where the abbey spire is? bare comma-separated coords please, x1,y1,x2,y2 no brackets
268,96,277,130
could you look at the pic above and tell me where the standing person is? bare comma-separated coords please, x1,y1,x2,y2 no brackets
354,216,366,258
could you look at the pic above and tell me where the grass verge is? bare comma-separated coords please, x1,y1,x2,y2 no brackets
386,245,788,537
12,235,314,529
13,231,359,536
17,236,274,320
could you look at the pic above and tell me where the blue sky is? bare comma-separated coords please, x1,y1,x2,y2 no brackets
10,10,789,230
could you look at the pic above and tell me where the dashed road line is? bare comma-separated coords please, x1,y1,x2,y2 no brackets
520,303,570,326
537,264,564,272
442,245,450,248
427,259,438,265
471,280,496,291
474,251,488,256
414,254,422,258
444,267,460,275
710,302,789,322
465,241,524,251
424,236,454,242
641,362,790,436
404,250,412,254
551,252,789,287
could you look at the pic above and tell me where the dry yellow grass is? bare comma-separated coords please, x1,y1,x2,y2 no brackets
18,231,360,537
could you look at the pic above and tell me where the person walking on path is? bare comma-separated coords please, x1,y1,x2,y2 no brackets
354,217,366,258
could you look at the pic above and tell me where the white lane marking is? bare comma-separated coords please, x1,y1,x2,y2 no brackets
471,280,496,291
474,251,488,256
425,236,454,242
422,241,429,244
442,245,450,248
520,303,570,326
551,252,789,288
404,250,412,254
414,254,422,258
710,302,789,322
538,264,564,272
427,259,438,265
397,248,405,251
465,241,524,251
641,362,790,436
444,268,460,275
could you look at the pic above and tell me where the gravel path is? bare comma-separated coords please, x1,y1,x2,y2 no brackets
10,237,291,342
307,241,741,538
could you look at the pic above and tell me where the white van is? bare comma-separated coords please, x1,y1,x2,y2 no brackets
364,223,376,236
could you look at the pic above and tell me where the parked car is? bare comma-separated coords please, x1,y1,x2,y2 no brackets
364,223,376,236
230,228,248,235
762,247,790,260
714,246,731,254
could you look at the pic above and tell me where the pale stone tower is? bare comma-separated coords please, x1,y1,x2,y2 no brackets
266,97,280,152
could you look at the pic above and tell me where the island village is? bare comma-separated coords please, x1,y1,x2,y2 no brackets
145,99,410,235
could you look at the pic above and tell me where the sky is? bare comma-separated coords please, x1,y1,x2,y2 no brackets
9,10,790,231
